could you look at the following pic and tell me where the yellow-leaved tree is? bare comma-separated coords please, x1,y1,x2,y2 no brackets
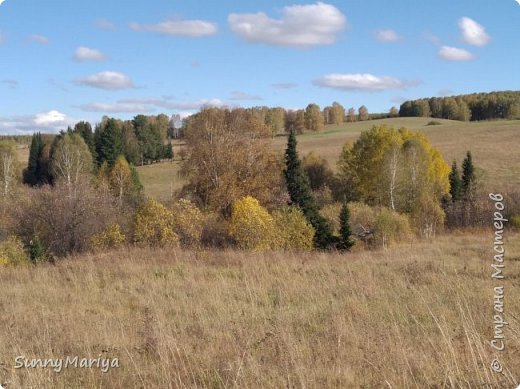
229,196,275,251
272,207,314,251
0,236,29,266
133,199,179,247
338,125,449,236
172,199,205,248
90,224,126,250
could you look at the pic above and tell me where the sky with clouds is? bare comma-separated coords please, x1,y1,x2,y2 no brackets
0,0,519,134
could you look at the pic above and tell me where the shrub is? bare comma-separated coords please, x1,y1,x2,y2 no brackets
272,207,314,251
426,120,442,126
410,196,445,238
0,236,29,266
172,199,205,248
29,236,47,263
91,224,126,250
12,182,120,257
133,199,179,247
229,196,275,251
200,213,232,248
374,208,413,249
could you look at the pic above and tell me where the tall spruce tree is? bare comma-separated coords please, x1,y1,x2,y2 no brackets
73,121,96,159
23,132,44,185
338,201,354,251
94,118,123,167
461,151,476,199
284,129,334,249
448,160,462,202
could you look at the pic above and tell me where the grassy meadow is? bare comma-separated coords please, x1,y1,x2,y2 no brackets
1,232,519,388
4,117,520,387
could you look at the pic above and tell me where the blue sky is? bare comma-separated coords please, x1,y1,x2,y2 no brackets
0,0,519,134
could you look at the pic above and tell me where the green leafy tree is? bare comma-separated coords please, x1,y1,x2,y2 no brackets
284,130,334,249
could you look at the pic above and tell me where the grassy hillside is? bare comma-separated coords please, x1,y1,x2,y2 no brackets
1,233,519,387
136,118,520,198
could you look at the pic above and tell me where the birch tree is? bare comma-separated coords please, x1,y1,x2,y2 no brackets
50,134,93,194
0,140,19,199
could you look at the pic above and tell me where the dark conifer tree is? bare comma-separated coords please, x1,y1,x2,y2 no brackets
74,121,96,159
338,201,354,251
448,160,462,202
461,151,476,199
23,132,44,185
284,129,334,249
94,118,123,167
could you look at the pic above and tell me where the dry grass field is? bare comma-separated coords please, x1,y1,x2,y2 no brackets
1,232,519,388
132,118,520,198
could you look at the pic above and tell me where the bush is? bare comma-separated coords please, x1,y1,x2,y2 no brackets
0,236,29,266
29,236,47,263
200,213,232,248
426,120,442,126
410,196,445,238
12,182,120,257
374,208,413,248
90,224,126,250
272,207,314,251
229,196,275,251
172,199,205,248
133,199,179,247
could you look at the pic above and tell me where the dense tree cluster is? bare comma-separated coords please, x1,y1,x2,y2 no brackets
399,91,520,121
337,125,450,237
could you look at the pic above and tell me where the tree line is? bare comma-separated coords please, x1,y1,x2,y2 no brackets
1,105,519,265
399,91,520,121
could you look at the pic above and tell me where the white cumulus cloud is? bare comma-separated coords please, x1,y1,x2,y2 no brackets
75,71,134,90
374,29,401,42
0,1,6,6
74,47,106,61
0,110,73,134
313,73,416,91
228,2,346,48
458,17,490,46
438,46,475,61
130,18,218,37
34,110,67,126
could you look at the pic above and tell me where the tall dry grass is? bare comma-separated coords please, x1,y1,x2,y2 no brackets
1,232,519,388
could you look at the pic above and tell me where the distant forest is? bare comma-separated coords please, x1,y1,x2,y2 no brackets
399,91,520,121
